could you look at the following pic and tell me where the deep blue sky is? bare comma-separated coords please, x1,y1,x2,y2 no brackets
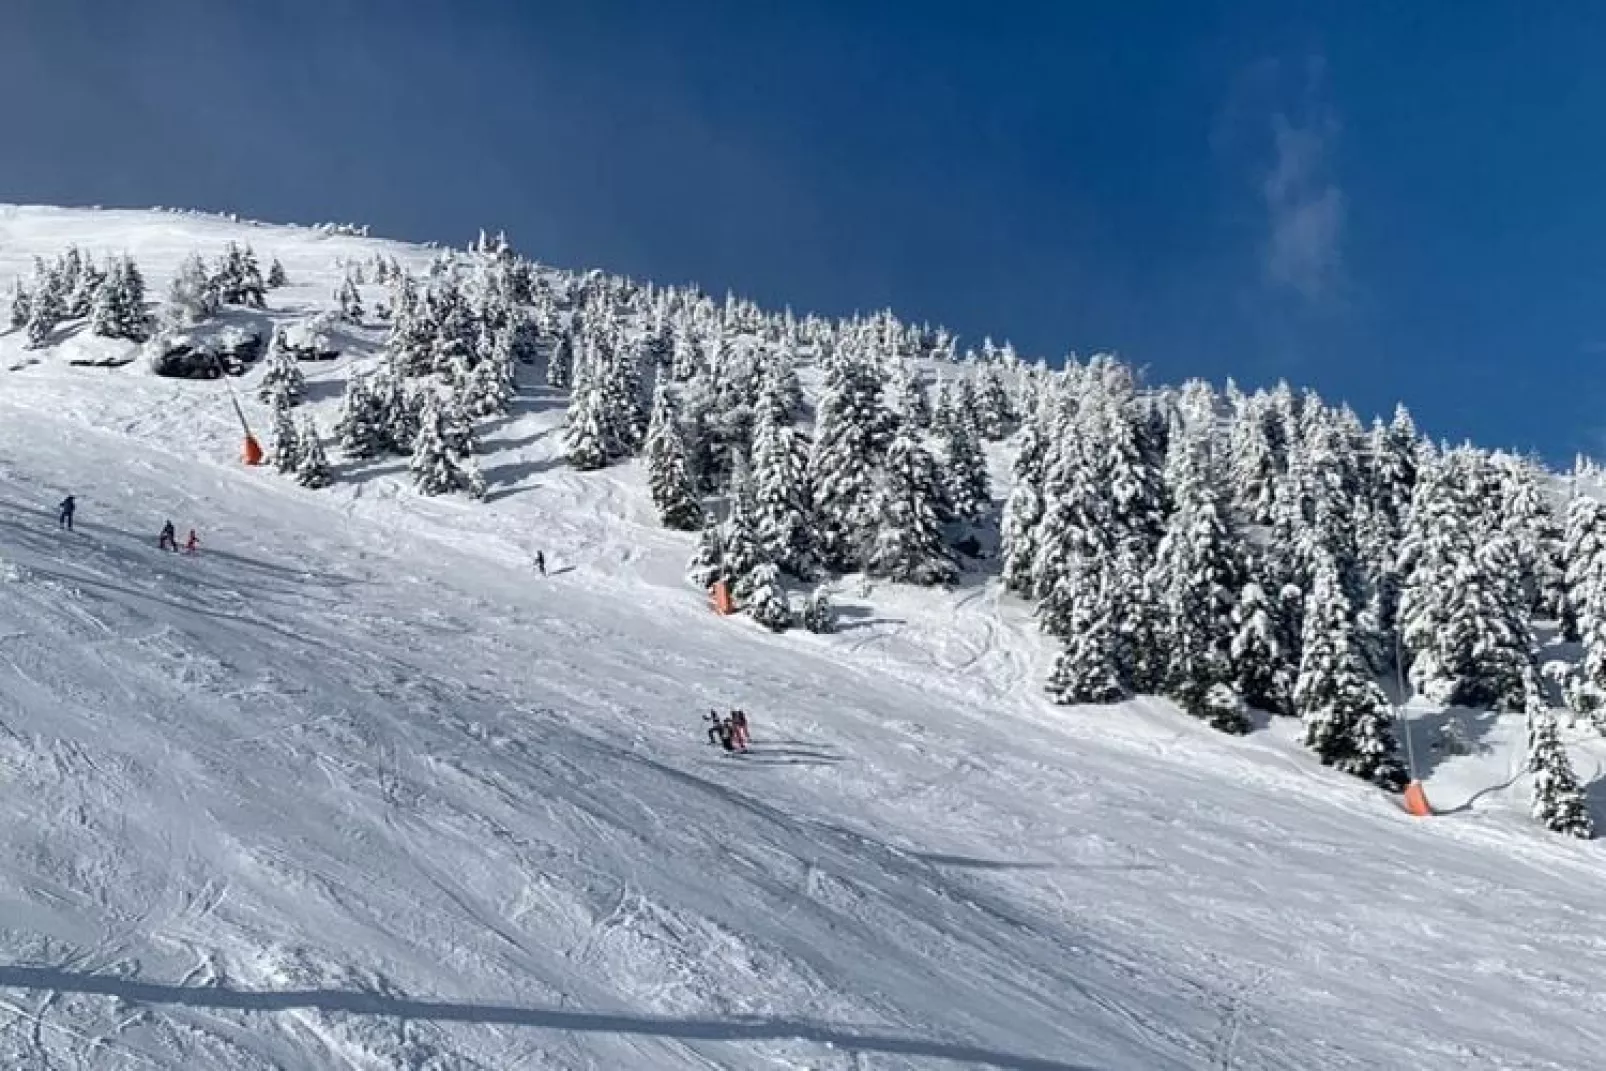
4,1,1604,462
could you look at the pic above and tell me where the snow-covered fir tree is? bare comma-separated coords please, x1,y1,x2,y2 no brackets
562,348,611,471
88,256,149,341
1149,430,1247,732
294,418,332,489
333,375,388,459
67,250,104,319
1293,554,1408,789
743,560,793,631
687,521,726,591
975,363,1016,440
257,333,306,405
869,427,956,586
166,253,219,326
1562,493,1606,645
1231,577,1292,715
266,258,288,288
8,279,31,330
1526,678,1593,838
802,585,836,633
999,401,1050,595
938,417,991,523
1398,450,1531,711
892,361,931,428
643,381,704,531
270,397,300,474
1042,559,1126,705
336,277,365,323
410,391,486,498
749,398,816,577
810,355,892,570
25,265,65,347
546,330,575,389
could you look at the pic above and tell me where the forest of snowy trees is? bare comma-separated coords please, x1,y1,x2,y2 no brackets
7,224,1602,840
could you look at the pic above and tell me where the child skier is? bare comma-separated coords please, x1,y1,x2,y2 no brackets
184,529,199,554
729,710,750,750
57,496,75,530
158,520,177,552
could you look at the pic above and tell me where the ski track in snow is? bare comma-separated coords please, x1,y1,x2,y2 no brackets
0,206,1596,1068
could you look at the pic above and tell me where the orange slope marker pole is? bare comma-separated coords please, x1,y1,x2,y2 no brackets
210,350,263,465
1393,630,1431,817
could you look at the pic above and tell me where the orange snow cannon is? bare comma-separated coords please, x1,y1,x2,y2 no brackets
1403,780,1432,817
242,433,264,466
711,580,735,615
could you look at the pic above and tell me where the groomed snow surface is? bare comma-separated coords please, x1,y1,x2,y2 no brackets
0,205,1601,1069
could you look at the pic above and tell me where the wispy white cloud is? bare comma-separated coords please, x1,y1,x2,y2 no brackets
1261,108,1345,303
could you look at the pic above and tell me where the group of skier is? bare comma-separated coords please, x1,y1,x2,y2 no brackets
58,496,198,554
705,709,751,752
60,493,751,752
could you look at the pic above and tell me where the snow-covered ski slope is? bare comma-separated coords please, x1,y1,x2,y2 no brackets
0,205,1602,1070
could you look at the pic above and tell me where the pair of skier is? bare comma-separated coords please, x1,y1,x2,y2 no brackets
705,709,750,752
158,520,199,554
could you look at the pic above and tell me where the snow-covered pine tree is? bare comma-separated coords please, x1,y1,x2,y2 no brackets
598,328,647,456
928,377,957,440
7,279,30,330
1526,677,1593,838
88,255,149,341
56,247,85,317
1293,554,1408,789
749,398,816,577
333,375,388,459
266,258,288,288
546,329,575,389
869,427,956,586
166,253,218,326
687,521,726,591
270,396,300,474
257,333,306,405
1398,450,1531,710
462,347,514,418
1149,430,1247,732
810,355,892,570
892,360,931,428
336,277,365,323
643,380,704,530
744,561,793,631
1043,559,1126,705
999,402,1050,595
1231,577,1292,715
721,485,772,604
25,267,64,347
68,252,105,319
1368,404,1420,535
1227,393,1282,525
1562,493,1606,644
938,417,992,523
973,366,1010,441
802,585,836,633
409,390,486,498
294,418,332,489
1496,453,1561,616
562,347,611,471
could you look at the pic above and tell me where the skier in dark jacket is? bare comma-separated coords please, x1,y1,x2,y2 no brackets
535,550,546,577
158,520,177,552
57,496,75,530
705,710,734,750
